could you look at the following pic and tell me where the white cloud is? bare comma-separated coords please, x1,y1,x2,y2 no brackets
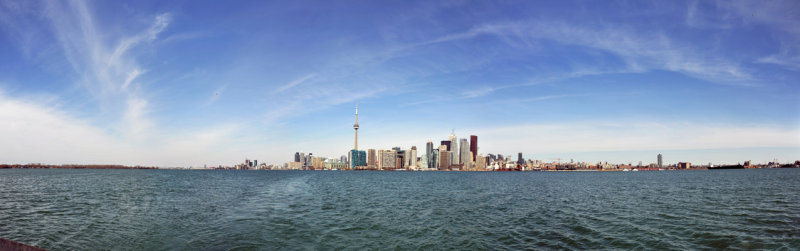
478,122,800,155
0,90,251,167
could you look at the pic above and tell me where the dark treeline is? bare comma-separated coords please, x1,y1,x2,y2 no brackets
0,164,157,169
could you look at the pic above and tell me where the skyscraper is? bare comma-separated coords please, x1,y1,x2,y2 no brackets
449,130,459,165
426,141,434,169
440,140,451,151
517,152,524,165
367,149,377,169
657,153,663,168
460,138,471,170
470,135,478,162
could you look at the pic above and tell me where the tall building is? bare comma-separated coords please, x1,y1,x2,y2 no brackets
431,149,439,170
657,153,663,168
460,138,471,170
380,150,396,169
440,140,451,151
350,149,366,169
426,141,434,169
407,146,417,169
367,149,377,169
439,150,450,170
353,104,359,150
470,135,478,162
517,152,524,165
449,130,459,165
294,152,301,162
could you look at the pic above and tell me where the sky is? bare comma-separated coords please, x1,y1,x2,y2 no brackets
0,0,798,167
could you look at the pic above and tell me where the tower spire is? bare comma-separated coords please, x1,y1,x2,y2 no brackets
353,103,359,150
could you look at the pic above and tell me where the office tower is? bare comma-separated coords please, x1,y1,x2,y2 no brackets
657,153,663,168
440,140,451,151
254,160,257,167
518,152,524,165
426,141,434,169
380,150,396,169
421,154,428,170
353,104,359,150
450,151,455,165
460,138,471,170
470,135,478,162
477,155,487,170
368,149,377,169
294,152,301,162
431,149,439,170
439,150,450,170
408,146,417,169
396,149,405,170
449,130,459,164
350,149,366,169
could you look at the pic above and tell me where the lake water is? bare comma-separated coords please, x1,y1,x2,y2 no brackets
1,169,798,250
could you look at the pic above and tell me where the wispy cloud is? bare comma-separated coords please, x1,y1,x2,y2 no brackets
273,74,316,94
414,20,757,86
39,1,170,139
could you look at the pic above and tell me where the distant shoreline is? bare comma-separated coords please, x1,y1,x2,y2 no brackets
0,164,157,169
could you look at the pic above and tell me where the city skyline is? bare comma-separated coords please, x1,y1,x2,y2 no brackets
1,1,799,167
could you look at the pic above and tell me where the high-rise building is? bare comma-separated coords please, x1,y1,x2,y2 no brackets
426,141,434,169
470,135,478,162
350,149,366,169
517,152,524,165
439,150,450,170
407,146,417,169
367,149,377,169
431,149,439,170
449,130,459,165
657,153,663,168
440,140,451,151
460,138,471,170
380,150,396,169
294,152,301,162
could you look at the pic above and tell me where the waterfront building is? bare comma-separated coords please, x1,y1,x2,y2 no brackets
657,153,663,168
477,155,487,170
449,130,459,165
460,138,471,170
294,152,301,162
367,149,377,169
426,141,434,169
395,148,405,170
431,149,439,170
407,146,417,169
380,150,396,169
678,162,691,169
350,149,366,169
470,135,478,162
518,152,524,165
324,159,348,170
439,150,450,170
288,162,302,170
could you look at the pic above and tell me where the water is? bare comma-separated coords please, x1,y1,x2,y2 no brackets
1,169,798,250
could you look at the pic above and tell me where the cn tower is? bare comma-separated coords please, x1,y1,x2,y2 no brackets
353,103,359,150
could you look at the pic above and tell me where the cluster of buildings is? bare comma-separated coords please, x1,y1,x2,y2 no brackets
222,104,798,171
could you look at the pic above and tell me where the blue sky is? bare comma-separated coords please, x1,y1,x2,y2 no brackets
0,0,798,167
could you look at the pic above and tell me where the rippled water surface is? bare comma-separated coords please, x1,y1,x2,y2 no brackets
1,169,799,250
